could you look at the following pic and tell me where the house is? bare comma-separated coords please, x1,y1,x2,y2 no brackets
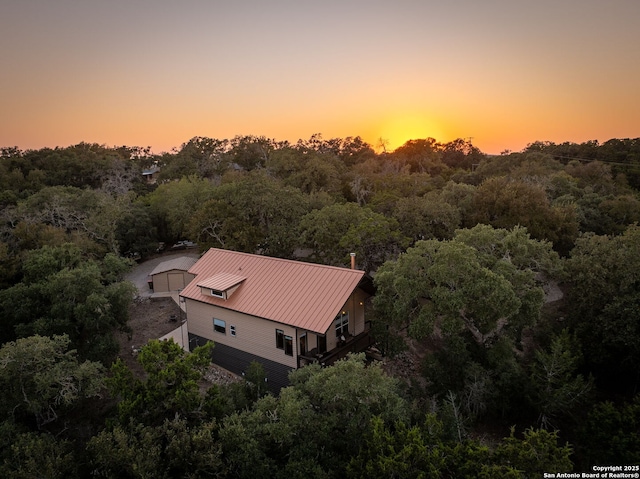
179,248,374,391
148,256,198,293
142,165,160,184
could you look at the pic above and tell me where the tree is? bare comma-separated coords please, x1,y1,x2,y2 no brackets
565,224,640,391
392,192,461,244
175,136,231,178
440,137,485,170
0,429,78,479
299,203,406,271
373,225,557,350
0,335,104,429
0,244,135,363
578,395,640,467
493,427,573,477
338,210,406,273
146,175,216,240
528,330,593,430
186,171,310,257
391,138,446,175
88,416,224,479
470,176,579,252
220,354,408,478
348,414,573,478
108,339,214,427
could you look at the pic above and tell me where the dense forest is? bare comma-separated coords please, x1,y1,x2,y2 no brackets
0,135,639,477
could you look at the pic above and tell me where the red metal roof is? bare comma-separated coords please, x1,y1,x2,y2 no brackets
197,273,246,291
180,248,365,334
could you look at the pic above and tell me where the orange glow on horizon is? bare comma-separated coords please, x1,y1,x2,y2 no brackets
370,115,446,152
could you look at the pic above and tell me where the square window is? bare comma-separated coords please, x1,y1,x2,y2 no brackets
213,318,226,334
284,335,293,356
230,325,236,337
276,329,284,349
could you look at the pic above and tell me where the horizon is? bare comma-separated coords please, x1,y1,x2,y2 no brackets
2,132,635,158
2,1,639,156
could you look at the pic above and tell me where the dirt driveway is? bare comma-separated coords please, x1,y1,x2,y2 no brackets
116,252,240,386
115,253,197,375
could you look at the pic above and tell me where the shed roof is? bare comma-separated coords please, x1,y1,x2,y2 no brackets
180,248,365,335
149,256,198,276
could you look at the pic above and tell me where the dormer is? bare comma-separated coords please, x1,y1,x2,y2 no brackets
197,273,246,300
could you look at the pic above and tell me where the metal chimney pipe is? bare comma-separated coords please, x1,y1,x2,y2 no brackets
350,252,356,269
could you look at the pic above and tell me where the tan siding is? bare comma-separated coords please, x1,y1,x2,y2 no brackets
185,298,298,369
152,273,169,292
153,270,195,293
168,272,185,291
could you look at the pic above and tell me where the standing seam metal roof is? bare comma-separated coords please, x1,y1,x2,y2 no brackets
179,248,365,335
149,256,198,276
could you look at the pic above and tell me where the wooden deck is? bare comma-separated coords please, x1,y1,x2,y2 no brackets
298,329,374,368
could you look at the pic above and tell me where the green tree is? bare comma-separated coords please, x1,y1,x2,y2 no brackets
0,244,135,363
374,226,556,350
108,339,214,426
565,224,640,390
493,427,573,478
392,192,461,244
187,171,310,257
220,354,407,478
0,430,78,479
470,176,579,252
88,416,224,479
528,330,593,430
146,175,216,240
300,203,406,270
0,335,104,429
348,414,573,479
391,138,446,175
578,396,640,467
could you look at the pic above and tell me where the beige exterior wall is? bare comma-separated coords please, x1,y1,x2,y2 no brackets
185,298,298,369
152,270,196,293
186,286,369,369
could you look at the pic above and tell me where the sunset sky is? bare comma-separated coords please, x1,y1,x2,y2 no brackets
1,0,639,154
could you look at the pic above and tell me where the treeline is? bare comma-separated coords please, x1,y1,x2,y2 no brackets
0,135,639,476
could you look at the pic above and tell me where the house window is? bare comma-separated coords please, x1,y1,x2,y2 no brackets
213,318,226,334
335,311,349,337
230,325,236,337
284,335,293,356
210,289,225,299
276,329,284,349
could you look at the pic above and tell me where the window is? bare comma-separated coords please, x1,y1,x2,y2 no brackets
230,325,236,337
210,289,225,299
284,335,293,356
213,318,226,334
276,329,284,349
335,311,349,337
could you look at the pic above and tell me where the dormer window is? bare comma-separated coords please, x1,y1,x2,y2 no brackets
197,273,246,300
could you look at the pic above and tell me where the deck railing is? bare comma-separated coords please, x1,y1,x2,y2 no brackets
298,329,374,368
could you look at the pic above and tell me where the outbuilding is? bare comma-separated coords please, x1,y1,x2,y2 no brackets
148,256,198,293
